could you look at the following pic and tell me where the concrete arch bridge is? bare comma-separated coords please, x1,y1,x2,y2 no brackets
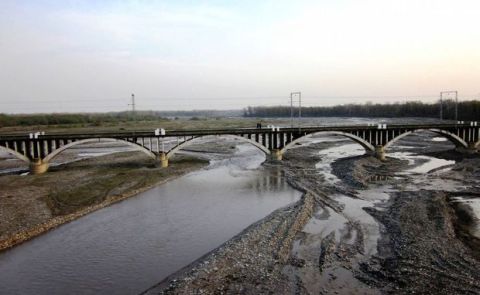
0,123,478,174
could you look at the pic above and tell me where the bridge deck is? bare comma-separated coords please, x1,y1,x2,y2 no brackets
0,123,471,140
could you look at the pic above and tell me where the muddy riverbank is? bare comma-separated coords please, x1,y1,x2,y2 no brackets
146,133,480,294
145,141,371,294
0,150,210,252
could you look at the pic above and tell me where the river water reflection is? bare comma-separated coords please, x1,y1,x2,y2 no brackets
0,144,301,295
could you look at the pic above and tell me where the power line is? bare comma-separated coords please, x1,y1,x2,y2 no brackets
1,92,478,114
1,93,478,106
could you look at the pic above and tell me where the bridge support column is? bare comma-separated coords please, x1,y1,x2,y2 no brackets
270,149,283,161
465,142,478,154
157,153,169,168
468,142,478,153
29,158,49,175
455,143,478,154
375,145,386,161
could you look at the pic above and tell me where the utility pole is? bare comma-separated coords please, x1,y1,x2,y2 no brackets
440,91,458,121
454,91,458,121
299,92,302,119
439,92,443,120
290,91,301,127
290,93,293,127
129,93,136,113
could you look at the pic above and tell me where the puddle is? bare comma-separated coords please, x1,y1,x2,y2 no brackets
77,152,116,157
432,137,448,142
390,151,455,174
302,206,349,243
314,143,365,183
332,194,382,256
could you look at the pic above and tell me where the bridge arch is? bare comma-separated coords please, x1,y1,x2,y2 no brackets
280,131,376,154
383,128,468,150
166,134,271,159
0,145,30,163
43,138,157,162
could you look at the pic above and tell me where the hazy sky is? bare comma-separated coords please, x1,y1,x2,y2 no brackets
1,0,479,113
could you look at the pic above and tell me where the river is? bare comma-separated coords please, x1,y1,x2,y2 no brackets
1,121,478,294
0,144,301,294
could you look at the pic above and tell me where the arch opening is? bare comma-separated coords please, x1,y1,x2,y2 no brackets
384,129,468,151
166,134,270,159
0,145,30,163
280,131,375,155
43,138,157,162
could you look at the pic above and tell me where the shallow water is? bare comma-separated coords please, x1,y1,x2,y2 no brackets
306,144,385,256
292,135,464,272
300,194,380,256
465,199,480,238
450,196,480,239
288,139,384,294
390,151,455,174
0,144,301,295
314,142,365,183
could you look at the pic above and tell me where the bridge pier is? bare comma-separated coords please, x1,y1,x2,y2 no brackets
270,149,283,161
456,142,479,154
29,158,49,175
375,145,386,161
157,153,169,168
1,124,479,173
468,142,479,153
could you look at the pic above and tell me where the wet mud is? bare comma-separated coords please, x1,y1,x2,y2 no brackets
147,132,480,294
362,191,480,294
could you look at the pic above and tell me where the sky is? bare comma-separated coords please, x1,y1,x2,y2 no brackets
1,0,479,113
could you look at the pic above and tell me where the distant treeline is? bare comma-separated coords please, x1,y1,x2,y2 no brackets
0,109,243,128
243,100,480,120
0,111,165,128
157,109,242,117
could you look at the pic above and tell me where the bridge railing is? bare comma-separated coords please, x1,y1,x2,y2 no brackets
0,122,477,141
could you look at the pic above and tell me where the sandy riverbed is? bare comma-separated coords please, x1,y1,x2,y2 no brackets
145,134,480,294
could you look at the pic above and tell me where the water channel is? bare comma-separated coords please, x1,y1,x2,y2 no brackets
0,144,301,294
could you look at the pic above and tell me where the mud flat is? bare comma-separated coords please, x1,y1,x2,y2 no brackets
362,191,480,294
146,133,480,294
145,141,366,294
